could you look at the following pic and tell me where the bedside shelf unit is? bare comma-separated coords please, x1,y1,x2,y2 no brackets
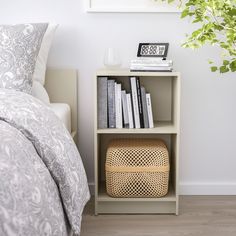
94,69,181,215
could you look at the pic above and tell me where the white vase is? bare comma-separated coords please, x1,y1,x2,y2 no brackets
104,47,121,69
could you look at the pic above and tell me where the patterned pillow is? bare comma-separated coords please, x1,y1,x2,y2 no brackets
0,23,48,94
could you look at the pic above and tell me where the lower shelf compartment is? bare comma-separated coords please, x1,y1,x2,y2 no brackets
95,182,178,215
96,200,177,215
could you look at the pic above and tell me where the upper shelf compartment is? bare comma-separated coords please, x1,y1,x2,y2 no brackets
95,69,180,134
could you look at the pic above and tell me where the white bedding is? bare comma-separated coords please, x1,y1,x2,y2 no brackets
50,103,71,133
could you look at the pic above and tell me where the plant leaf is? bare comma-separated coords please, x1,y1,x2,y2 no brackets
211,66,218,72
223,60,229,65
229,60,236,72
220,66,230,73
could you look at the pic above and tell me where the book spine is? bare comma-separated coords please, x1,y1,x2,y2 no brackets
130,68,172,72
131,59,173,64
107,80,116,128
126,93,134,129
115,83,122,129
146,93,154,128
130,63,172,67
136,77,144,128
141,86,149,128
121,90,129,128
98,77,108,129
130,77,140,128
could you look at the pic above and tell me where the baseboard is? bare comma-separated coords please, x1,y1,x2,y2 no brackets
89,182,236,196
180,182,236,195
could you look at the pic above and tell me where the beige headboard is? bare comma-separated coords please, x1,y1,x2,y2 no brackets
44,68,78,145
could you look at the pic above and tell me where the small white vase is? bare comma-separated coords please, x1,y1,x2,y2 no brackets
104,47,121,69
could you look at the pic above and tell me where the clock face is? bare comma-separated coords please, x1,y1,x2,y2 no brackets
137,43,169,57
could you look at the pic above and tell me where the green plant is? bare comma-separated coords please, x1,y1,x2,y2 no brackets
159,0,236,73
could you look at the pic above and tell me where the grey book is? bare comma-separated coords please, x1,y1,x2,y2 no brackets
121,90,129,128
141,86,149,128
98,77,108,129
107,79,116,128
115,83,123,129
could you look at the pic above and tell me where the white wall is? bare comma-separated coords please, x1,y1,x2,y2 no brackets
1,0,236,195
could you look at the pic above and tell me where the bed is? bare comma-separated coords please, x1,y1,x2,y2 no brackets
0,67,90,236
0,23,90,236
45,68,78,144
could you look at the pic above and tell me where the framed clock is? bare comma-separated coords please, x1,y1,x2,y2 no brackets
137,43,169,58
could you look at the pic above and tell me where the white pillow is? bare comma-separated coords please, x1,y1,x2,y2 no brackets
32,81,50,104
33,24,58,85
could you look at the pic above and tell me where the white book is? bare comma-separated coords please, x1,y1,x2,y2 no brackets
130,65,172,71
130,64,172,68
131,62,173,67
131,58,173,66
130,77,140,128
121,90,129,128
126,93,134,129
146,93,154,128
115,83,122,129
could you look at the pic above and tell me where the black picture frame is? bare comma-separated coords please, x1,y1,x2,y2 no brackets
137,43,169,58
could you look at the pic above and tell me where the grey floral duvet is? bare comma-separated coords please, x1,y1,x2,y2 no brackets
0,89,90,236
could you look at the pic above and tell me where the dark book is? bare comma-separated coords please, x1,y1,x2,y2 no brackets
130,77,140,128
136,77,144,128
107,79,116,128
141,86,149,128
98,77,108,129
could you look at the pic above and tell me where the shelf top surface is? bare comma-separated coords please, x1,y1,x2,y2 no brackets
96,68,180,77
97,122,178,134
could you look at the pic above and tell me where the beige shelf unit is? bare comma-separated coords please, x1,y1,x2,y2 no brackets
94,69,181,215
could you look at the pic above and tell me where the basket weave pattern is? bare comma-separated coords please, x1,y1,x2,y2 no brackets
106,139,170,198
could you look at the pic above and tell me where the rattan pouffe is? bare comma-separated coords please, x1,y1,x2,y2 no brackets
105,139,170,198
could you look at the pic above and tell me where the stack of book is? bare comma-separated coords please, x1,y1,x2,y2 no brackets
130,58,173,72
98,76,154,129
